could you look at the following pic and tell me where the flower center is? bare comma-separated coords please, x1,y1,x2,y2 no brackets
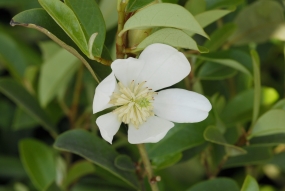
109,81,156,127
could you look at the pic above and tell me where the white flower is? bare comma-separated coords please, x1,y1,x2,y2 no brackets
93,43,212,144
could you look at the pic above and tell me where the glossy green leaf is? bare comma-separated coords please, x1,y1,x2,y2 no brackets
12,108,38,131
65,0,105,57
0,156,26,178
62,161,95,189
204,23,236,52
0,29,41,81
186,178,239,191
136,28,208,52
120,3,208,38
221,87,279,125
38,0,88,55
152,152,182,170
204,126,246,156
205,0,244,9
39,48,80,107
126,0,154,12
241,175,259,191
229,0,284,45
249,109,285,138
54,129,139,189
146,114,214,159
251,50,261,124
11,8,110,81
224,146,272,168
197,62,237,80
20,139,56,191
114,155,136,172
185,0,206,16
0,78,57,137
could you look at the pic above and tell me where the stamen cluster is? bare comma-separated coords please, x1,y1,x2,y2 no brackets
109,81,156,127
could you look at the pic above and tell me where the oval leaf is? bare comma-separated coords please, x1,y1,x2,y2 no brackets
241,175,259,191
62,161,95,189
53,129,139,189
186,178,239,191
250,109,285,138
120,3,208,38
39,48,80,107
0,78,57,137
136,28,208,52
65,0,106,57
38,0,88,55
204,126,246,156
20,139,56,191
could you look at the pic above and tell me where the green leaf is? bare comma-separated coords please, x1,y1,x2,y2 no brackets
250,134,285,146
120,3,209,38
39,41,61,61
197,55,251,76
229,0,284,45
186,178,239,191
0,29,41,81
54,129,139,189
44,182,62,191
205,0,244,9
19,139,56,191
195,9,232,28
65,0,106,57
62,161,95,189
249,109,285,138
99,0,118,30
126,0,155,12
136,28,208,53
38,48,80,107
224,146,272,168
272,99,285,111
221,87,279,125
11,8,110,81
146,114,214,159
114,155,136,172
185,0,206,16
0,78,57,137
204,126,246,156
12,108,39,131
251,50,261,124
38,0,88,55
0,156,26,178
241,175,260,191
204,23,236,52
152,152,182,170
197,62,237,80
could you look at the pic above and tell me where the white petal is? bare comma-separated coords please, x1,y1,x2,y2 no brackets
96,112,121,144
153,89,212,123
93,72,117,113
128,116,174,144
111,57,145,87
137,43,191,91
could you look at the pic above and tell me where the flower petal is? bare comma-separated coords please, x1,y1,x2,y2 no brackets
96,112,121,144
153,89,212,123
128,116,174,144
137,43,191,91
111,57,145,87
93,72,117,113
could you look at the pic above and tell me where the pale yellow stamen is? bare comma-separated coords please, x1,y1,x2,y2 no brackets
109,81,156,128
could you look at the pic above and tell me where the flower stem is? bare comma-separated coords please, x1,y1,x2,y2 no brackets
116,0,128,59
137,144,160,191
